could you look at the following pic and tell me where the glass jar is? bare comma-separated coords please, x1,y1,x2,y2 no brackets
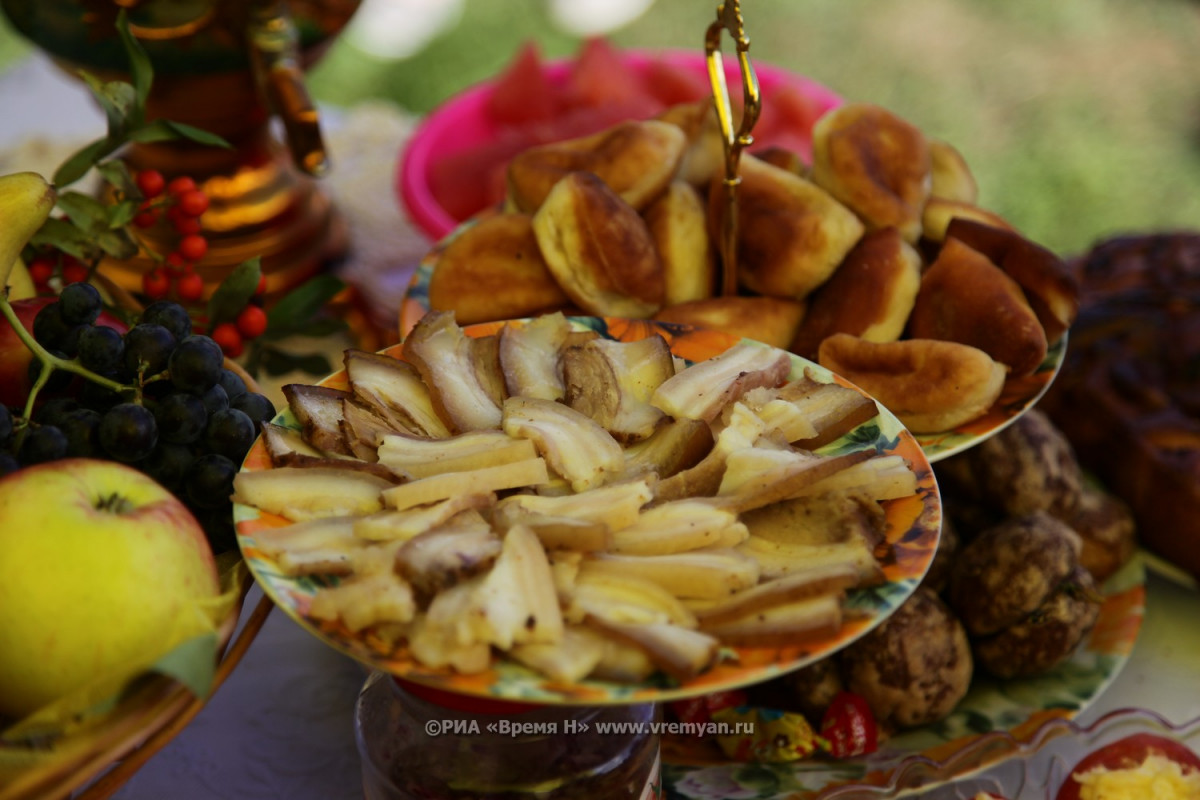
355,673,662,800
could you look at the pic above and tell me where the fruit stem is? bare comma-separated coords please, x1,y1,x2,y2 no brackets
0,293,134,409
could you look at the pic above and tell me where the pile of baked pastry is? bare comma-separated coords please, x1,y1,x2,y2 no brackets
771,409,1137,735
424,99,1080,434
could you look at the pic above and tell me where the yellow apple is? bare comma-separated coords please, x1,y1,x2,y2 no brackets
0,458,220,720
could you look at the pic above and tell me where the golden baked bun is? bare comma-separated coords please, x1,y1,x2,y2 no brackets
656,101,723,188
921,197,1014,243
909,237,1048,377
643,181,716,306
753,145,810,179
428,213,571,325
790,228,922,360
507,119,687,214
713,154,864,300
810,102,932,243
532,171,665,318
654,296,806,350
928,139,978,204
944,218,1079,344
817,333,1006,434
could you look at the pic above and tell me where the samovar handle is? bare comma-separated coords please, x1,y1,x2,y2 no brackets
247,0,329,177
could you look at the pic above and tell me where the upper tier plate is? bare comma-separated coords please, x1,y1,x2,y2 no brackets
400,259,1067,464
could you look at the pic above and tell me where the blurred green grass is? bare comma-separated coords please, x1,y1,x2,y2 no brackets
1,1,1196,258
306,0,1200,257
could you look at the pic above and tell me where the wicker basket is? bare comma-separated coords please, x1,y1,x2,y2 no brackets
0,354,274,800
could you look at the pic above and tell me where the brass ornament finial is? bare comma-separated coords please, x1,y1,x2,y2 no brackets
705,0,760,297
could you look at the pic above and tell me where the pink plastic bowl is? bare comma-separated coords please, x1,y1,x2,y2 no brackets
397,49,843,242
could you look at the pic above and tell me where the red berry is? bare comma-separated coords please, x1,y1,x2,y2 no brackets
173,215,202,236
167,176,197,196
133,210,159,228
177,234,208,262
136,169,165,199
142,268,170,299
211,322,243,358
28,258,54,286
177,189,209,217
62,261,89,285
166,252,186,270
175,271,205,302
254,274,268,296
235,304,268,339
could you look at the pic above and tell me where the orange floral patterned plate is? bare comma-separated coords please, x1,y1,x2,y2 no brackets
234,317,942,705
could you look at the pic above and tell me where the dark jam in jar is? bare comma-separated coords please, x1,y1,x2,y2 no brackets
355,673,661,799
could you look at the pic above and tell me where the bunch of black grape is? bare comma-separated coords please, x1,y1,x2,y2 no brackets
0,284,275,551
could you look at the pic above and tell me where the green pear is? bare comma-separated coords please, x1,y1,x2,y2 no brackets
0,171,56,293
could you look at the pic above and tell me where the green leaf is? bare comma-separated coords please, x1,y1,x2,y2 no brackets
115,10,153,115
97,160,138,198
261,347,334,377
267,274,345,331
106,199,140,230
53,139,113,187
150,631,219,699
79,71,137,136
96,228,139,259
127,119,185,144
160,120,231,149
30,218,95,260
259,315,345,341
56,191,110,234
207,258,263,327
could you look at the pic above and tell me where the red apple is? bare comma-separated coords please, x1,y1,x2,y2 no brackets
0,458,221,720
0,296,128,408
1056,733,1200,800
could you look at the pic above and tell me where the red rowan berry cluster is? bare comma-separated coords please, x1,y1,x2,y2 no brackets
27,252,90,290
129,170,272,358
133,171,212,303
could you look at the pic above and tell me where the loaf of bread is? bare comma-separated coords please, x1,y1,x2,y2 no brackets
1040,232,1200,579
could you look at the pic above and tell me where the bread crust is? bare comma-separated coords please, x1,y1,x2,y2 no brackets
944,218,1079,344
928,138,978,204
654,296,806,350
532,171,664,318
714,154,864,300
790,227,922,360
811,103,932,243
428,213,570,324
507,119,686,214
817,333,1005,434
643,181,716,306
908,237,1048,376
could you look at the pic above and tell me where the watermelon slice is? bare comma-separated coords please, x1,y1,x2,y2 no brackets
642,58,712,106
563,37,660,112
485,41,560,126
